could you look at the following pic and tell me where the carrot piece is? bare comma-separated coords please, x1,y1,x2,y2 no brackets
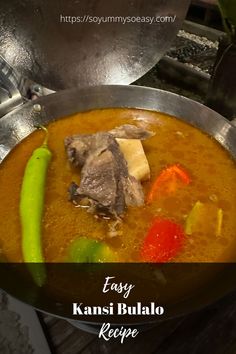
146,164,191,204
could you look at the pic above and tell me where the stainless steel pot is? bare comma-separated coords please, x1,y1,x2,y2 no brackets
1,85,236,161
0,85,236,325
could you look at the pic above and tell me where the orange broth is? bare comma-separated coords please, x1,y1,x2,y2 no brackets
0,108,236,263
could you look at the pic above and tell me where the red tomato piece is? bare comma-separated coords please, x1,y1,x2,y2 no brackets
140,218,186,263
146,164,191,204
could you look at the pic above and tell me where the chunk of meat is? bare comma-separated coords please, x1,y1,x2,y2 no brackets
64,124,154,166
109,124,154,140
65,130,145,218
64,135,93,167
124,175,145,207
69,148,126,216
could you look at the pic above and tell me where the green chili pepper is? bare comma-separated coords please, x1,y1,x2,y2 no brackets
20,126,52,286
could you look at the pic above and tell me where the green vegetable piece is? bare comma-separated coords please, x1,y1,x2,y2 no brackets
97,243,117,263
185,201,204,235
68,237,116,263
20,126,52,286
185,201,223,237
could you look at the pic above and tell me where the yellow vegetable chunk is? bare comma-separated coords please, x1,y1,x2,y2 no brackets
185,201,223,237
216,208,223,237
116,138,150,181
185,201,204,235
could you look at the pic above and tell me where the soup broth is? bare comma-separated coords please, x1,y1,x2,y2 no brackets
0,108,236,263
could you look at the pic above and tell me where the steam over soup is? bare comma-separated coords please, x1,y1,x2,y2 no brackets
0,108,236,263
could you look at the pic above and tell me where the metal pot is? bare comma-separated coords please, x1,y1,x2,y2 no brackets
0,85,236,326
